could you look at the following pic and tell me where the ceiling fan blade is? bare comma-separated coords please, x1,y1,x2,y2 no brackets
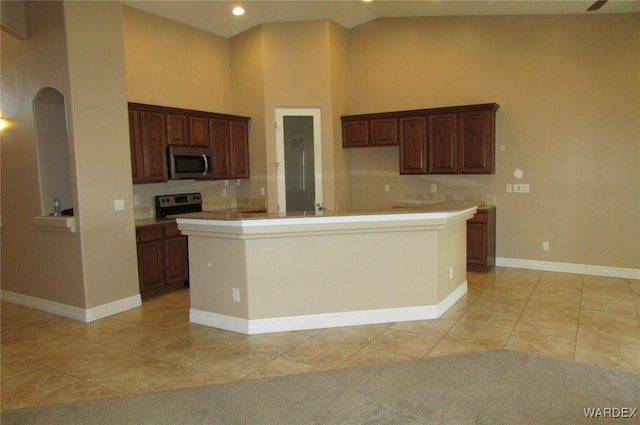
587,0,608,11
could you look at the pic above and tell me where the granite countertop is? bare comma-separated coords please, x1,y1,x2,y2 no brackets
170,201,480,222
135,208,268,227
134,217,176,228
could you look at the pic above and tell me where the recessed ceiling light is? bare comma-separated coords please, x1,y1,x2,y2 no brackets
232,6,245,16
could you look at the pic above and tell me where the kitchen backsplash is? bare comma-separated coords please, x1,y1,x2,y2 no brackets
134,197,267,220
402,193,497,206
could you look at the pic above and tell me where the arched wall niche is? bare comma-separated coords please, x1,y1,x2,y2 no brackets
33,87,73,216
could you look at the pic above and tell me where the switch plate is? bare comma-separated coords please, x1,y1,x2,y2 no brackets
384,184,390,192
114,199,125,211
513,184,530,193
232,288,240,302
260,187,265,196
133,195,140,205
542,242,549,251
506,184,513,193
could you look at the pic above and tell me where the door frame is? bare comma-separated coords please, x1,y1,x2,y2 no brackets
274,107,323,212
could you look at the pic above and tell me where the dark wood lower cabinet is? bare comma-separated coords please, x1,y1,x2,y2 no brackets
467,206,496,271
136,221,189,299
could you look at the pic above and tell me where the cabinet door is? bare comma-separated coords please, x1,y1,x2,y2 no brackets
428,113,458,174
210,118,230,179
189,116,210,147
165,236,188,285
229,120,250,178
166,113,189,146
399,116,427,174
140,111,168,183
459,110,494,174
370,118,398,146
466,222,487,265
342,120,368,147
128,109,145,184
137,240,164,293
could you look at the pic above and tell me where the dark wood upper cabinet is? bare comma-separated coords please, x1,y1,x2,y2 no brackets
459,110,494,174
428,113,457,174
229,120,250,179
210,117,250,180
370,118,398,146
210,118,230,179
128,103,250,183
342,118,397,147
129,109,167,184
167,113,211,148
128,109,145,184
399,116,427,175
166,113,189,146
341,103,498,175
342,120,368,147
189,116,210,147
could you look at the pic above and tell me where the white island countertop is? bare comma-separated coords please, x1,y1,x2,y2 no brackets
175,202,478,335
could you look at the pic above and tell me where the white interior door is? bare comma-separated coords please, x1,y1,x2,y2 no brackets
275,108,323,212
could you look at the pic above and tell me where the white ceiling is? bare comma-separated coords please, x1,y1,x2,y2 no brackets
123,0,640,38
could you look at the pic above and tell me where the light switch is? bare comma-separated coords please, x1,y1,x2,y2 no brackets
114,199,125,211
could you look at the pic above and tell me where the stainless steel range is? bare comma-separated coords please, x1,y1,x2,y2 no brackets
155,193,203,218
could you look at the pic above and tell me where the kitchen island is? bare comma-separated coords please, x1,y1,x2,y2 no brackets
175,203,477,335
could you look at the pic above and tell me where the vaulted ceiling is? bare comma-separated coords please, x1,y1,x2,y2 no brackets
123,0,640,38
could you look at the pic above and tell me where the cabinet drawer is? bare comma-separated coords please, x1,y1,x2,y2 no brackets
137,225,163,242
163,222,182,238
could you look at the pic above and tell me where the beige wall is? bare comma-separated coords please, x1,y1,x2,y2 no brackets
1,1,85,306
229,25,268,203
63,1,139,307
248,20,350,212
346,15,640,270
1,1,139,310
122,5,232,112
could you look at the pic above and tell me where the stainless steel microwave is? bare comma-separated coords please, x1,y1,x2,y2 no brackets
167,146,213,180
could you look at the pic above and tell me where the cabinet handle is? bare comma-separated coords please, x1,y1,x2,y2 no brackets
202,154,208,176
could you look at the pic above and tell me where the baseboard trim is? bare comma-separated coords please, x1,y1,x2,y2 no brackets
190,281,467,335
0,290,141,323
438,281,468,316
496,257,640,280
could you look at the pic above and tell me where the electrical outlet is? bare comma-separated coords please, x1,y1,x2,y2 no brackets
232,288,240,302
542,242,550,251
431,183,437,193
506,184,513,193
384,184,390,192
260,187,265,196
223,188,228,197
133,195,140,205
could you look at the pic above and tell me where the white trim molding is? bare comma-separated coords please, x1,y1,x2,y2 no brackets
496,257,640,280
190,281,467,335
0,290,141,322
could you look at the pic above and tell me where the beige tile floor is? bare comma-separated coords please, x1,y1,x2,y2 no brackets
2,268,639,411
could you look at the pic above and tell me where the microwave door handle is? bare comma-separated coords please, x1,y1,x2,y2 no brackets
202,154,208,176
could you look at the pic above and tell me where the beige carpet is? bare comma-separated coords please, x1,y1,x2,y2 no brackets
2,350,639,424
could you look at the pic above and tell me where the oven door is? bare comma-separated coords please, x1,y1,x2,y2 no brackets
168,147,214,180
